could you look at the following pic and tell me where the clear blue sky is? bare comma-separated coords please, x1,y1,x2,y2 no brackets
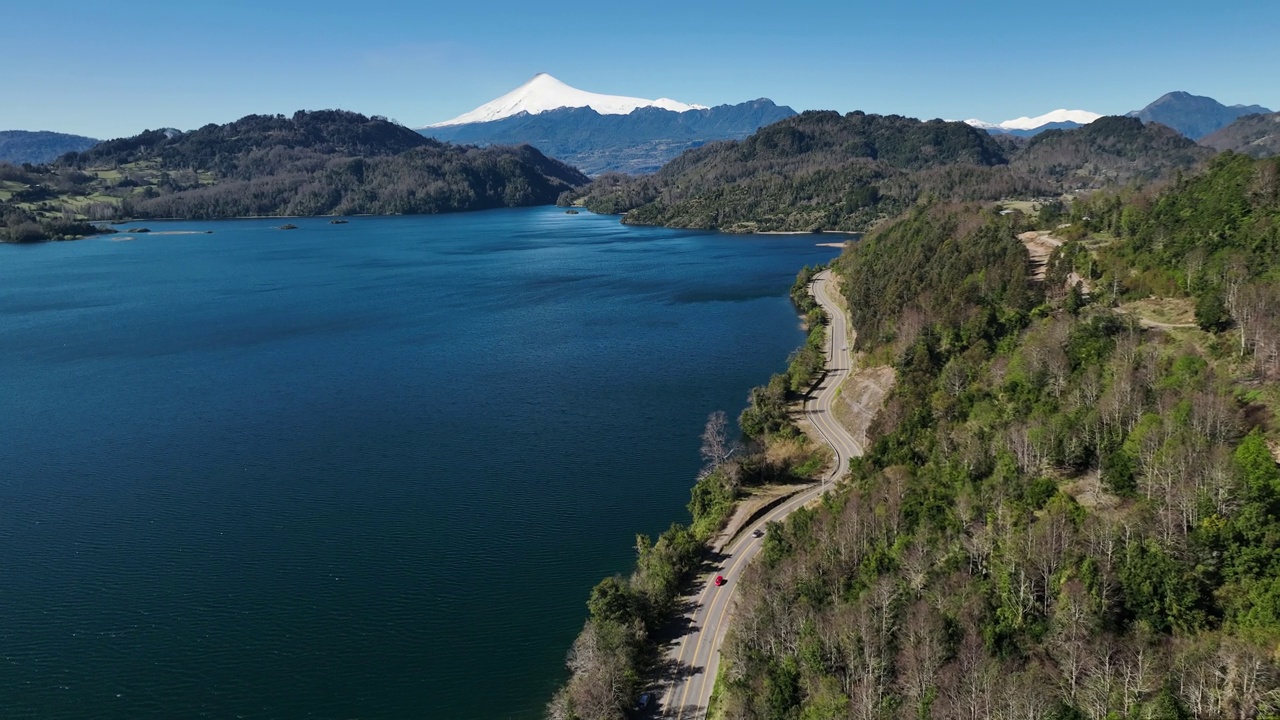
5,0,1278,139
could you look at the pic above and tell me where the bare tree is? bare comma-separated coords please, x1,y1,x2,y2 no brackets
559,621,631,720
897,599,947,714
699,410,739,473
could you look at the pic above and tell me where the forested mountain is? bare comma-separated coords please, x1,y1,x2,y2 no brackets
0,130,99,164
566,112,1209,233
1,110,587,241
422,99,796,175
1130,91,1272,140
1010,116,1212,188
1201,111,1280,158
719,152,1280,719
62,110,433,170
563,111,1034,232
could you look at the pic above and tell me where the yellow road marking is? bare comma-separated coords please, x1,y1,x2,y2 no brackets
669,272,857,720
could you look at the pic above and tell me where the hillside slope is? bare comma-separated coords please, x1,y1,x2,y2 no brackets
719,154,1280,719
1010,115,1212,188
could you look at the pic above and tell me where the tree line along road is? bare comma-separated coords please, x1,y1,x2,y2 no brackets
659,269,863,719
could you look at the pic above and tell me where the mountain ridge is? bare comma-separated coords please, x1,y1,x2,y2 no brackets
1129,90,1272,140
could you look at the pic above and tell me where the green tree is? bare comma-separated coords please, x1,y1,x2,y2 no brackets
1195,288,1229,332
587,576,635,625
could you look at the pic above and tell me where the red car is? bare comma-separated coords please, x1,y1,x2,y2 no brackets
714,575,726,587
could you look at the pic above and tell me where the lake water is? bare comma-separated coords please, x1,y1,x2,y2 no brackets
0,207,840,719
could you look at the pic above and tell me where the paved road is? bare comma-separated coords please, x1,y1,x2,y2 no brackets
658,269,863,719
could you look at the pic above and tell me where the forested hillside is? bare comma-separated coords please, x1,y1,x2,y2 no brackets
1011,116,1211,188
0,130,99,165
564,111,1047,232
1,110,587,241
1202,112,1280,159
718,152,1280,719
566,113,1211,233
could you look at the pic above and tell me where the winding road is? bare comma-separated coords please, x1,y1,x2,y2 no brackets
658,269,863,719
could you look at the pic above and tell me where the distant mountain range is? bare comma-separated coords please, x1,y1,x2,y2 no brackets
965,109,1102,137
0,130,99,164
961,92,1276,143
419,74,796,175
1129,91,1272,140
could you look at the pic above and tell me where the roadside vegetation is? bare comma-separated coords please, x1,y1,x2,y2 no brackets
547,267,835,720
716,152,1280,719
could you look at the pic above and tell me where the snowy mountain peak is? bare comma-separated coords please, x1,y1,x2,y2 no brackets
998,109,1102,130
964,109,1102,132
425,73,709,128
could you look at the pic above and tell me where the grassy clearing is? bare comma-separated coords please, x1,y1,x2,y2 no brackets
761,430,831,483
1119,296,1196,326
999,199,1042,215
1082,231,1118,250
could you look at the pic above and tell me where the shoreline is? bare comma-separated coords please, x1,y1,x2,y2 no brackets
755,230,853,235
550,265,847,716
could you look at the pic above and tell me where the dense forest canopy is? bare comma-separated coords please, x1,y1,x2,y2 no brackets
0,110,587,242
717,152,1280,720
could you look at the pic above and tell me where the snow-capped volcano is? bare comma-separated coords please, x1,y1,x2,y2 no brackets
425,73,709,128
965,109,1102,134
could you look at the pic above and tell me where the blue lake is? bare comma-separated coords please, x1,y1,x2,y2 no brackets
0,207,840,718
